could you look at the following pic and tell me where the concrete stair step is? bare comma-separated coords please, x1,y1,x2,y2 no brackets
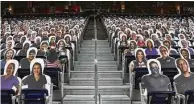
63,95,131,104
74,61,117,67
79,51,95,54
79,51,111,54
101,95,130,104
77,55,114,61
70,71,122,78
70,78,123,86
96,40,109,42
96,51,111,54
63,85,130,95
97,56,114,61
52,101,61,104
80,48,95,52
79,48,110,52
132,101,141,104
63,95,95,104
81,44,109,48
74,66,118,71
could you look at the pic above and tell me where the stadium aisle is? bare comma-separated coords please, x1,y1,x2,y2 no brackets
62,16,131,104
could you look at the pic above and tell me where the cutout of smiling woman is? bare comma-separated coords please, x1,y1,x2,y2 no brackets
22,58,47,89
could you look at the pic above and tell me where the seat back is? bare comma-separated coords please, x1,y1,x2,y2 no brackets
134,68,149,89
14,56,26,62
147,91,175,104
18,68,30,79
169,55,180,59
161,68,178,88
146,55,160,59
21,89,48,104
1,89,15,104
125,55,136,73
185,90,194,104
43,67,61,90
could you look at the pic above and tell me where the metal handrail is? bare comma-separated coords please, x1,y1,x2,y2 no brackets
98,94,102,104
94,10,98,104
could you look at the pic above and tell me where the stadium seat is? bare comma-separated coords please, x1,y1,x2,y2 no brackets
139,89,176,104
185,90,194,104
1,89,16,104
20,89,49,104
43,67,61,90
17,68,30,79
161,67,179,89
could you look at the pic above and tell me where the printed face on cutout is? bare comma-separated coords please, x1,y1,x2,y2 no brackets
150,62,160,75
7,41,12,49
28,52,35,60
41,43,48,50
33,63,41,76
136,50,144,61
59,41,65,48
177,59,189,73
163,41,170,49
181,50,189,59
160,47,168,57
6,63,15,76
6,50,14,59
147,40,153,48
181,40,188,48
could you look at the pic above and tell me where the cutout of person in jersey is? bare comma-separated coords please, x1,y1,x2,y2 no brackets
22,58,47,89
141,59,171,94
174,58,194,95
49,36,56,48
129,48,147,72
119,34,128,46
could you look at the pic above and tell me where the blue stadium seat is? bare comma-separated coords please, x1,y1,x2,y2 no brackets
130,68,149,103
125,55,136,73
161,67,178,89
132,68,149,89
43,67,61,90
147,91,176,104
1,89,16,104
185,90,194,104
20,89,48,104
17,68,30,79
146,55,160,59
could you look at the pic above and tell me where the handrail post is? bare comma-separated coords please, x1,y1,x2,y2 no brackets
94,59,98,104
98,94,102,104
122,53,125,83
94,9,98,104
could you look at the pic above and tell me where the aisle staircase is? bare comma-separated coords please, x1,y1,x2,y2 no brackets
63,40,130,104
62,16,130,104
